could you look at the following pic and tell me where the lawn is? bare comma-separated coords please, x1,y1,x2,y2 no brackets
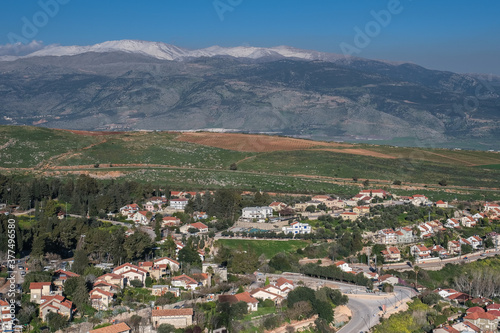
217,239,309,259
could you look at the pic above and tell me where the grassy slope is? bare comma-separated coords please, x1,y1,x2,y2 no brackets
1,126,499,199
216,239,308,259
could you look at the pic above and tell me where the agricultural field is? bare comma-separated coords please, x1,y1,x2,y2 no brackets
1,126,499,198
216,239,309,259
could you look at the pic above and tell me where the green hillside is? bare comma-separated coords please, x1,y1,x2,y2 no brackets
0,126,499,200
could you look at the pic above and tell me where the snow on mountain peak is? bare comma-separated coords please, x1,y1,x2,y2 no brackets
5,39,352,63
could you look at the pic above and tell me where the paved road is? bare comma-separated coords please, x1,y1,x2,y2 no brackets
265,273,416,333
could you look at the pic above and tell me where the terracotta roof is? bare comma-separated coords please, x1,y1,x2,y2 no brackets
90,288,114,297
467,306,486,314
276,277,294,287
53,269,80,278
464,311,498,320
89,322,132,333
30,282,51,289
154,257,180,265
0,300,9,306
462,321,480,332
190,222,208,230
250,288,282,299
437,326,459,333
152,308,194,317
234,291,259,304
172,274,197,284
487,303,500,310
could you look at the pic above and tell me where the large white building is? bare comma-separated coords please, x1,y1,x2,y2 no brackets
282,222,311,234
241,206,273,219
169,199,189,210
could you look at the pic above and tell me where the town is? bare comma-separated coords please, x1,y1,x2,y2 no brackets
1,176,500,333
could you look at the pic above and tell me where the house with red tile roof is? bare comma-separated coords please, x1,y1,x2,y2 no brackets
151,308,193,329
52,269,80,291
435,200,449,208
29,282,53,304
445,218,461,229
381,246,401,262
89,322,131,333
171,274,198,291
132,210,150,225
433,325,460,333
269,201,287,211
0,299,14,333
467,235,483,249
162,216,181,227
218,292,259,312
180,222,208,234
39,295,73,321
334,261,352,272
410,244,431,259
447,240,461,255
463,312,499,332
96,273,124,289
90,288,115,310
377,229,397,244
93,280,120,294
466,306,486,314
154,257,180,272
250,288,284,304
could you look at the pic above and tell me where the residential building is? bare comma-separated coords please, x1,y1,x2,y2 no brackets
250,288,284,305
169,199,189,210
381,247,401,262
378,229,397,244
435,200,449,208
395,227,416,243
180,222,209,234
90,288,114,310
52,269,79,291
275,277,295,294
269,202,287,212
39,295,73,321
411,244,431,259
162,216,181,227
447,241,461,255
340,212,359,221
151,309,193,329
378,274,399,285
0,299,13,333
152,285,180,297
218,292,259,312
463,312,499,332
30,282,53,304
334,261,352,272
241,206,273,219
359,189,388,198
132,211,149,225
96,273,124,289
445,218,461,229
467,236,482,249
282,222,311,234
154,257,180,272
202,263,228,282
171,274,198,291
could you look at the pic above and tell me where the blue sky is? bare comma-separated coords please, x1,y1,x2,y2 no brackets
1,0,499,74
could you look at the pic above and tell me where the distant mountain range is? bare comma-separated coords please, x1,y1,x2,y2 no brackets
1,39,499,149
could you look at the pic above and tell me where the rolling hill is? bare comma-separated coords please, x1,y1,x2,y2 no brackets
0,126,499,200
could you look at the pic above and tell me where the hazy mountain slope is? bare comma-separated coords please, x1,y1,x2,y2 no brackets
0,45,499,149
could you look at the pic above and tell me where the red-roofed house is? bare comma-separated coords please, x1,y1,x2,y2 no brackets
93,280,120,294
269,202,287,211
162,216,181,227
463,312,499,332
171,274,198,291
359,189,388,198
334,261,352,272
447,241,461,255
133,211,150,225
467,236,483,249
90,288,115,310
218,292,259,312
381,246,401,262
96,273,124,289
378,229,397,244
276,277,295,293
154,257,180,272
39,295,73,321
445,218,461,229
467,306,486,314
411,244,430,258
250,288,284,305
435,200,448,208
0,299,13,333
30,282,53,304
433,325,460,333
52,269,80,290
179,222,208,234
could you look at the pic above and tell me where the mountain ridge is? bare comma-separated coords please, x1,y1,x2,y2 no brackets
0,40,499,149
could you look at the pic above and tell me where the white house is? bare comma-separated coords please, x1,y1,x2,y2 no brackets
334,261,352,272
169,199,189,210
445,218,461,229
132,211,150,225
180,222,209,234
467,235,483,249
411,244,431,258
282,222,311,234
241,206,273,219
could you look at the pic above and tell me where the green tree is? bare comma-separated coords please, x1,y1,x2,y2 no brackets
124,231,152,261
178,245,202,266
46,312,69,331
72,249,89,275
157,324,176,333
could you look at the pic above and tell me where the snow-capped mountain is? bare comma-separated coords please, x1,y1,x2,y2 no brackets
3,39,350,63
